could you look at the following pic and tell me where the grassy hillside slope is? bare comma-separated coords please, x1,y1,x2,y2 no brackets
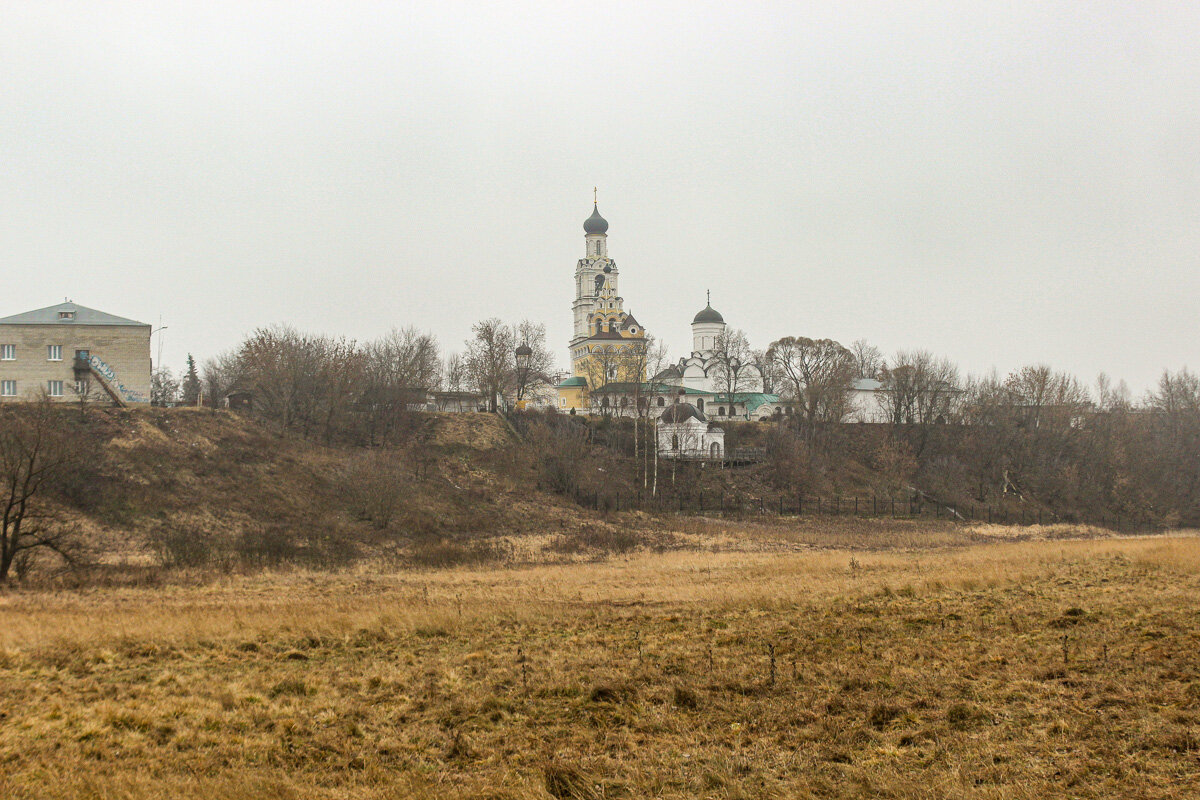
37,407,589,575
17,406,1148,584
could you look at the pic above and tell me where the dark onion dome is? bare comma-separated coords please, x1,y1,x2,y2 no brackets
584,204,609,234
515,343,533,356
659,402,707,424
692,301,725,324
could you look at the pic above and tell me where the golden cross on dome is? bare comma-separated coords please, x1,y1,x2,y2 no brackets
593,186,597,205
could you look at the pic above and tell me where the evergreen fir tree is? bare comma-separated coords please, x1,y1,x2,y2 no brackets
181,354,202,406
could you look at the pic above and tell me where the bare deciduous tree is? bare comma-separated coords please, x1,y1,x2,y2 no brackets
235,325,362,440
710,328,757,412
958,372,1020,501
442,352,468,393
201,350,242,408
877,350,962,457
584,344,635,416
511,320,555,404
1146,367,1200,414
68,373,104,423
360,326,440,444
1004,365,1091,430
850,339,883,380
465,318,515,412
0,399,80,583
766,336,857,432
1095,372,1132,412
341,449,416,530
878,350,961,424
150,367,180,407
958,366,1092,505
751,349,777,394
1142,368,1200,523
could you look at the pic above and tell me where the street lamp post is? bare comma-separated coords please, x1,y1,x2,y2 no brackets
151,324,168,371
515,343,533,407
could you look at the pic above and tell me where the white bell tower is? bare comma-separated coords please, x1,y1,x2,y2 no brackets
571,189,620,341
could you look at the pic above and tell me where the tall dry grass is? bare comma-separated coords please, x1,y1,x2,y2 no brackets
1,531,1198,799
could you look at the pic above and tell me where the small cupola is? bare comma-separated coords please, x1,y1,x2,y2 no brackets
692,302,724,325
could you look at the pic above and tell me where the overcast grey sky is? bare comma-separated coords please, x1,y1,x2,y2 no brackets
2,1,1196,393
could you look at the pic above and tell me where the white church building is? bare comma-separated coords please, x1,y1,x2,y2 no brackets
670,296,764,393
649,295,790,421
657,401,725,459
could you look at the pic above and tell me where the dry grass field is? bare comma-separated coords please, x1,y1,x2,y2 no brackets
2,527,1199,799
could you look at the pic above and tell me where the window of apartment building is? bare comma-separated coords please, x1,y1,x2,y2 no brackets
47,380,63,397
1,380,15,397
0,345,14,361
47,345,62,361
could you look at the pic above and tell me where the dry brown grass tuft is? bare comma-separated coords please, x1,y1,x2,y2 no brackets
1,529,1198,798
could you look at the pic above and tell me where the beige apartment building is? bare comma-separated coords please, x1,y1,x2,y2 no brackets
0,301,152,405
